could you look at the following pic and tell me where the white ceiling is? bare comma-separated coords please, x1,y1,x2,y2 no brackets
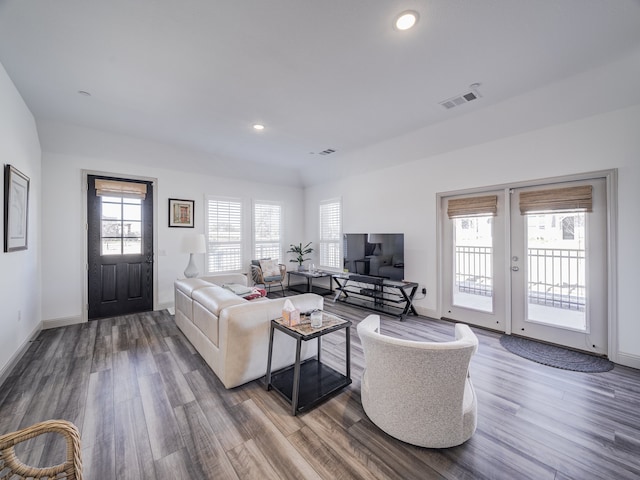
1,0,640,186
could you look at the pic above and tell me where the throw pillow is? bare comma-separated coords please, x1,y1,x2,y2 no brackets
260,259,281,278
222,283,253,296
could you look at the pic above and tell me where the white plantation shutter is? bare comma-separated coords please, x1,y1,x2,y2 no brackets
206,197,243,272
254,201,282,262
319,199,342,269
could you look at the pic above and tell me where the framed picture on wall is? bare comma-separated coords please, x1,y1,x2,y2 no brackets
4,164,30,252
168,198,194,228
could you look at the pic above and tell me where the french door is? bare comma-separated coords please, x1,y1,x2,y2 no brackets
510,179,607,354
441,177,608,355
441,190,506,331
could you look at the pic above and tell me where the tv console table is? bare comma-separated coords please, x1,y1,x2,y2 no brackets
332,274,418,321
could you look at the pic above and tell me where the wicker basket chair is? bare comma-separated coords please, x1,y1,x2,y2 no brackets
0,419,83,479
250,259,287,297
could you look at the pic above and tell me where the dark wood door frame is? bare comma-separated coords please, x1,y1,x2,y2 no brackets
82,170,158,322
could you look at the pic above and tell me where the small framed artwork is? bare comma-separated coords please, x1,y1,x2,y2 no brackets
4,164,30,252
168,198,194,228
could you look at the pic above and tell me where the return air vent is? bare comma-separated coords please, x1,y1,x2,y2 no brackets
439,88,482,110
318,148,336,156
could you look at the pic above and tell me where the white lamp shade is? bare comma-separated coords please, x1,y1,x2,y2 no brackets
182,233,207,254
368,234,384,244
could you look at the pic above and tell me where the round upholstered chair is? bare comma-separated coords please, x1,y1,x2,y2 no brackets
357,314,479,448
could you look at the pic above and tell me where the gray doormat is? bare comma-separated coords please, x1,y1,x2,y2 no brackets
499,335,614,373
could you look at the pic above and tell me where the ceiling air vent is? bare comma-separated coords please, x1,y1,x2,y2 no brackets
318,148,336,156
439,87,482,110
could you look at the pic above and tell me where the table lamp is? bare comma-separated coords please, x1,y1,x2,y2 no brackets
182,233,206,278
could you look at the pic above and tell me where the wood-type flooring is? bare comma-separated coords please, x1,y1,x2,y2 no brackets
1,294,639,479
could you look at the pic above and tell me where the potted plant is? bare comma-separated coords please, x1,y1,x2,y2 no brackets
287,242,314,271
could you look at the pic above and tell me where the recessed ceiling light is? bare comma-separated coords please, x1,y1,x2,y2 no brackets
253,124,265,131
77,90,91,96
394,10,419,31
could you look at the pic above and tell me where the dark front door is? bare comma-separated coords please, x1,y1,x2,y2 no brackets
87,175,154,319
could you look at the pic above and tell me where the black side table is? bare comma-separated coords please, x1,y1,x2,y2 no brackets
286,270,334,296
265,313,351,415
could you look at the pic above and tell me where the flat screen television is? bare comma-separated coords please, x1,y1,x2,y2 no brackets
343,233,404,281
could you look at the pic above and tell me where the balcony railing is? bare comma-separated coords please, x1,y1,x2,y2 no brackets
528,247,585,311
455,246,586,311
455,246,493,297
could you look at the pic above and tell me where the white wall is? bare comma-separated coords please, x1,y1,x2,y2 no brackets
305,103,640,368
40,123,305,325
0,62,42,377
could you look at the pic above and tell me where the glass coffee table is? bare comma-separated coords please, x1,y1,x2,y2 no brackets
265,312,351,415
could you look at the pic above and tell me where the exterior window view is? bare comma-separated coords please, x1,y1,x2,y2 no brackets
527,212,586,330
453,211,587,330
100,196,142,255
453,215,494,313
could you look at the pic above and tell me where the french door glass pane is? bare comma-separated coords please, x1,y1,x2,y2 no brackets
526,212,586,331
453,216,493,312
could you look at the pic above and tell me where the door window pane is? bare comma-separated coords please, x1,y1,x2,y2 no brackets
526,212,586,330
102,202,122,220
101,197,142,255
453,215,493,312
123,203,142,221
102,238,122,255
123,238,142,255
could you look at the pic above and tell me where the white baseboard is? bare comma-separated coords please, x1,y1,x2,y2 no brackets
42,315,84,329
157,302,174,312
0,321,42,386
414,305,438,319
615,351,640,370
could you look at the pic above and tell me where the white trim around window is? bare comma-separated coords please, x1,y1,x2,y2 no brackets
319,198,342,270
253,200,283,263
205,195,243,273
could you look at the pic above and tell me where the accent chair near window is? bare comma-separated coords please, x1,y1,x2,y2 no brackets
250,259,287,297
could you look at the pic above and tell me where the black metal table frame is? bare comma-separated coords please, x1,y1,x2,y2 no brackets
286,270,334,296
332,275,418,320
265,318,351,415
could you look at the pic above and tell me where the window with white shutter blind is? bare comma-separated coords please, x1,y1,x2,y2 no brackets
253,201,282,262
205,197,243,272
319,199,342,270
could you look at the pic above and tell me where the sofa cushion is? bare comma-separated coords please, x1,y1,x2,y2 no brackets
193,300,220,346
192,286,246,317
200,273,248,287
175,278,214,297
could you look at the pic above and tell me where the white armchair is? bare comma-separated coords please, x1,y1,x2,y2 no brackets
357,315,479,448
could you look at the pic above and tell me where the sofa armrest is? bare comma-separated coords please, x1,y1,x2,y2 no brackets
217,294,324,388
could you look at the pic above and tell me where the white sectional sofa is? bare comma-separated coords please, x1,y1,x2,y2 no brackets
174,274,322,388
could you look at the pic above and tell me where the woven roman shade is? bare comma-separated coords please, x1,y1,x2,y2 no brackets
447,195,498,218
519,185,592,214
95,179,147,199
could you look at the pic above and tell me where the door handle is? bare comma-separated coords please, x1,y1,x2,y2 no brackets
511,266,519,271
146,256,154,264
